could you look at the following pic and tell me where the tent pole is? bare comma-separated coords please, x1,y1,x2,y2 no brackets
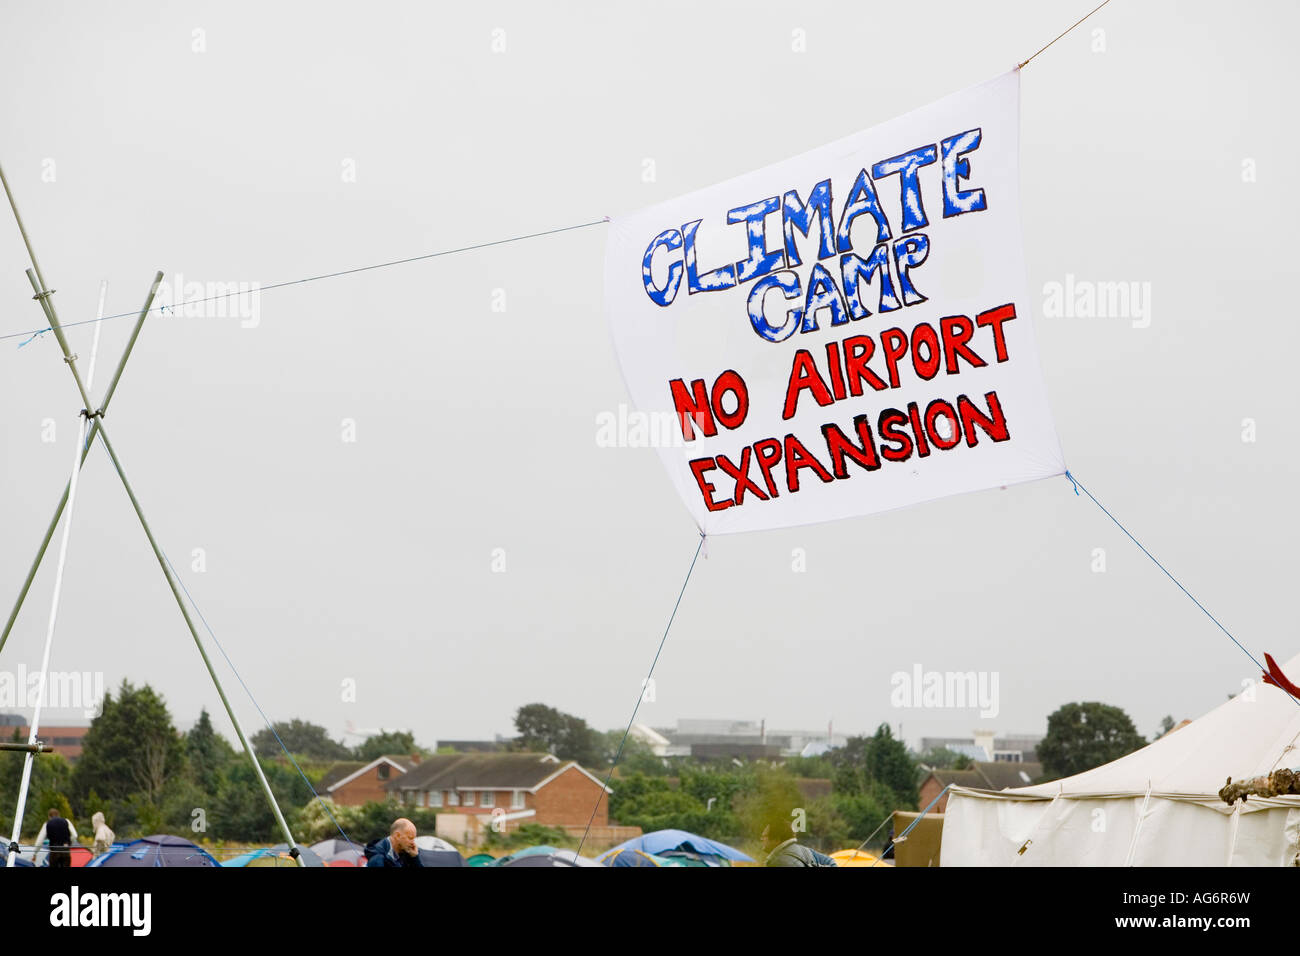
21,270,301,862
5,284,105,866
0,271,162,660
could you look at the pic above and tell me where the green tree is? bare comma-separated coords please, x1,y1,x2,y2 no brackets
251,719,351,761
831,725,918,810
783,754,834,779
72,681,185,813
185,708,236,794
353,730,419,763
734,764,804,846
209,758,313,842
0,744,74,840
602,730,667,775
1038,702,1145,779
513,703,602,766
1155,715,1176,739
918,746,973,770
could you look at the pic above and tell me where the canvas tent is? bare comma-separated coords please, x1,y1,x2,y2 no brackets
942,651,1300,866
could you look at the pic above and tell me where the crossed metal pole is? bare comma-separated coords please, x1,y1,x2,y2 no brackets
0,160,300,861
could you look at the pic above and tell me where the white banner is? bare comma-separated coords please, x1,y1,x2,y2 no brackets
604,70,1066,535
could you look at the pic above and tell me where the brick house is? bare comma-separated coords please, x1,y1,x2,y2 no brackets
318,754,420,806
919,761,1044,813
386,752,612,827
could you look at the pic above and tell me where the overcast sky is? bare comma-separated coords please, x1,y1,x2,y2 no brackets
0,0,1294,755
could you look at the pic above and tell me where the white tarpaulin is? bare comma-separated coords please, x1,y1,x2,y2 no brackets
941,651,1300,866
604,71,1065,535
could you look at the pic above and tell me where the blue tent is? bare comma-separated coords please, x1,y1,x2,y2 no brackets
609,829,753,864
222,847,273,867
86,834,220,868
597,848,685,867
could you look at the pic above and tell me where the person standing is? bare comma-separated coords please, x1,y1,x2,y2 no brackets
33,808,77,868
91,811,115,857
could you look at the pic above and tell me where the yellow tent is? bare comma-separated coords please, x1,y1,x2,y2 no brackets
829,849,893,867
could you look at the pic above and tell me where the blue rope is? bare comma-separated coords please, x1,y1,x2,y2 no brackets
576,533,706,858
159,549,358,848
1063,470,1295,706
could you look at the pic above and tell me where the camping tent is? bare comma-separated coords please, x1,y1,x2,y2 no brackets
942,651,1300,866
86,835,221,868
608,829,753,865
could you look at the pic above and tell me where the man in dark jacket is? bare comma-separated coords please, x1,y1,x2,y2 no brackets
761,824,837,867
40,808,75,868
365,818,424,868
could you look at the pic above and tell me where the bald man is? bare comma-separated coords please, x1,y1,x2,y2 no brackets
365,818,424,867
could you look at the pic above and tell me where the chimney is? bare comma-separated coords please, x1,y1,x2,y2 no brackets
760,719,766,745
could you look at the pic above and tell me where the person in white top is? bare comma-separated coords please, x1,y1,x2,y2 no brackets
91,811,115,857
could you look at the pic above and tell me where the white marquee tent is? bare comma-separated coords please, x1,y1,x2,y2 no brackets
942,651,1300,866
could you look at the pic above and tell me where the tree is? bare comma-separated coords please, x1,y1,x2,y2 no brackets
185,708,236,794
513,703,603,766
353,730,418,763
0,740,73,840
1038,702,1145,779
209,758,313,842
251,719,351,761
1155,715,1176,739
602,730,667,775
72,681,185,812
514,703,567,753
830,725,919,810
917,746,973,770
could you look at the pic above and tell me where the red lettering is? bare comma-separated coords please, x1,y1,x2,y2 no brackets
821,416,881,478
843,335,889,396
689,457,732,511
716,447,768,506
670,378,716,441
957,391,1010,446
783,434,834,492
940,314,986,373
880,327,908,388
782,349,834,420
975,303,1017,362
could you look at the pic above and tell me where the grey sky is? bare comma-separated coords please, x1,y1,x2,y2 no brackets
0,0,1294,754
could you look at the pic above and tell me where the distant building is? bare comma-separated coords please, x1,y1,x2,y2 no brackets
0,722,90,763
919,733,1042,763
318,754,421,806
387,752,612,828
664,719,847,759
918,761,1045,813
628,723,670,756
690,743,783,761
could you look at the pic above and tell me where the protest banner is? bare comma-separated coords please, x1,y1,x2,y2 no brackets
605,70,1065,534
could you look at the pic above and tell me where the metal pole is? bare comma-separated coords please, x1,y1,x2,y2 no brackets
0,743,49,754
6,283,105,867
23,272,301,858
0,271,162,659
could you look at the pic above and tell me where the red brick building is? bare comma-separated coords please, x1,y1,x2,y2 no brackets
0,722,90,763
387,752,611,827
318,754,420,806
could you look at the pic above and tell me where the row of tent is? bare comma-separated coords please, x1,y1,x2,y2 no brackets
2,827,892,867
